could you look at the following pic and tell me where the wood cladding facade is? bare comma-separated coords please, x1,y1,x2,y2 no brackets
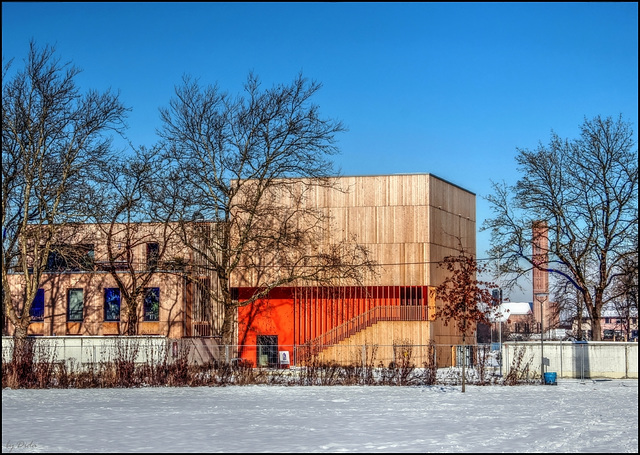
237,174,476,365
317,174,476,286
6,173,477,366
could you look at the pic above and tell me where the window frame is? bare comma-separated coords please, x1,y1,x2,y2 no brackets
67,288,84,322
256,335,278,367
143,287,160,322
104,288,121,322
30,288,45,322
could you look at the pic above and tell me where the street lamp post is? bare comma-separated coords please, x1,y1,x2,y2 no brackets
535,293,548,384
499,318,503,377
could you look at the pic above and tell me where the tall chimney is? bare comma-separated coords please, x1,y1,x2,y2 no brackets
532,221,549,325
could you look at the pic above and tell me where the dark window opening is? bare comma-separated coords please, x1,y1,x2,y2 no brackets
146,242,159,269
144,287,160,321
30,289,45,322
104,288,121,321
47,244,94,272
257,335,278,367
67,288,84,321
400,287,423,306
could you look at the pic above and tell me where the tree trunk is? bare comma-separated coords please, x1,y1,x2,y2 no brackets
461,333,466,393
590,314,602,341
576,289,584,340
12,323,30,365
221,303,235,356
126,299,138,336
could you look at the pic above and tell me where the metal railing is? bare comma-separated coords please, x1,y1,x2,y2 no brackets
304,305,429,354
192,322,212,337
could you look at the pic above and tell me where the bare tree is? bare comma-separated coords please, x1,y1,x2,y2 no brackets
431,241,497,392
158,73,376,346
483,115,638,340
610,251,638,341
2,42,127,349
88,147,180,335
550,277,584,339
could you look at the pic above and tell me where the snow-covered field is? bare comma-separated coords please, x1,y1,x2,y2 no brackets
2,379,638,453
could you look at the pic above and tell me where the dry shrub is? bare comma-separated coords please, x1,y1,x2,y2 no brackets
2,338,62,389
298,357,342,386
474,345,495,385
390,340,416,385
4,339,542,389
503,346,534,386
113,338,140,387
420,341,438,385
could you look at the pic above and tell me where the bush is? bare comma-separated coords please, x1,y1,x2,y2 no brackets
503,346,535,386
2,339,536,389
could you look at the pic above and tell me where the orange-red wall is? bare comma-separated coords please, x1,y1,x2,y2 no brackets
237,286,431,365
237,287,295,366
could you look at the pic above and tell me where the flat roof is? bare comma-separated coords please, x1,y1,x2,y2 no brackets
330,173,476,196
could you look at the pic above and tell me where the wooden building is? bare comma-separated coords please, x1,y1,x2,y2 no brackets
5,173,477,368
236,174,476,367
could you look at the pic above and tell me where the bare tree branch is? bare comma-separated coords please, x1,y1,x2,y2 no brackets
2,41,128,346
158,72,375,345
482,115,638,340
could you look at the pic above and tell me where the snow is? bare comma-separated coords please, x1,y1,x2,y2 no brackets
488,302,532,323
2,380,638,453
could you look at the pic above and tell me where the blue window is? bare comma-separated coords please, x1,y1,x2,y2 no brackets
104,288,121,321
67,288,84,321
30,289,45,322
143,287,160,321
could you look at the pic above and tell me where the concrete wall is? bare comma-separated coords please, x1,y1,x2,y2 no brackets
502,341,638,379
2,336,221,369
7,337,634,379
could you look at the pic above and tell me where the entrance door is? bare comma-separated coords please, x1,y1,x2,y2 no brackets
257,335,278,367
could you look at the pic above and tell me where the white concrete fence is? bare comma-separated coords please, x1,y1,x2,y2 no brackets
501,341,638,380
2,337,637,379
1,336,221,369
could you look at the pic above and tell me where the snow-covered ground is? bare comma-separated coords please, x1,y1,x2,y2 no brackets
2,379,637,453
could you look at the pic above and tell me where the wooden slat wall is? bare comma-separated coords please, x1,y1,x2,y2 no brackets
307,174,475,288
232,174,475,289
424,176,476,346
236,174,476,350
294,285,429,345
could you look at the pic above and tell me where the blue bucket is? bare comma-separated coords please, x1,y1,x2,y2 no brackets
544,372,557,385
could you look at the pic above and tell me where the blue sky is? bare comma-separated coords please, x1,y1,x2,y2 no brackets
3,2,638,302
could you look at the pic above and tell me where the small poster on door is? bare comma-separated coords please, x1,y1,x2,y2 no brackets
279,351,290,364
